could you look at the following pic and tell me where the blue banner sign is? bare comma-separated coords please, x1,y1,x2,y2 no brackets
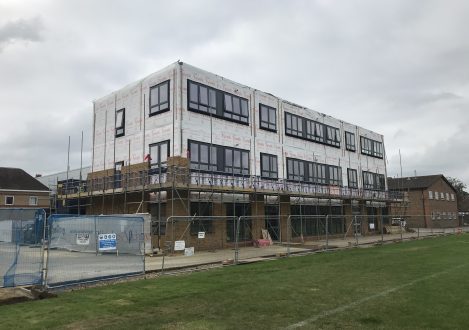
98,233,117,251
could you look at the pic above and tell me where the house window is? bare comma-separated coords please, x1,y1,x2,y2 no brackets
187,80,249,125
259,104,276,131
345,132,356,151
260,153,278,179
429,191,433,199
362,171,385,191
189,80,217,115
5,196,14,205
149,80,170,116
188,140,249,176
360,136,383,158
189,202,213,235
328,165,342,186
446,193,450,201
347,169,358,188
287,157,341,186
115,108,125,137
325,126,340,147
286,158,305,182
451,193,455,201
114,161,124,188
285,112,303,137
149,140,170,171
435,191,439,200
29,196,38,206
440,192,445,200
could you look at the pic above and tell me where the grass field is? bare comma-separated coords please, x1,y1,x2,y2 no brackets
2,235,469,329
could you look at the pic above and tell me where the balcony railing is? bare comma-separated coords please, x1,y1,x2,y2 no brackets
75,169,404,201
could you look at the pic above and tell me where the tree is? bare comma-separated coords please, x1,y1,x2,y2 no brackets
447,177,469,206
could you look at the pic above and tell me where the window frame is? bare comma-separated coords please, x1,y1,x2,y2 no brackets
259,103,277,132
260,153,278,179
189,202,214,235
115,108,125,138
360,136,384,159
187,80,249,126
29,196,38,206
149,80,170,116
284,111,340,148
5,196,14,205
188,140,250,176
149,140,170,172
286,157,342,186
362,171,386,191
345,132,356,152
347,168,358,188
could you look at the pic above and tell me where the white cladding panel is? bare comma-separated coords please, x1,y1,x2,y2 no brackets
91,62,387,189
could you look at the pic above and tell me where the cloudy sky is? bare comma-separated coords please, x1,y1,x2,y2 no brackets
1,0,468,185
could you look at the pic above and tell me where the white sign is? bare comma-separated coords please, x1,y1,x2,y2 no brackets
76,233,90,246
198,231,205,239
184,247,194,256
369,223,375,230
98,233,117,251
174,240,186,251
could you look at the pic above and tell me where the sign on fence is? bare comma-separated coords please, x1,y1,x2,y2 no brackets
174,240,185,251
98,233,117,251
76,233,90,245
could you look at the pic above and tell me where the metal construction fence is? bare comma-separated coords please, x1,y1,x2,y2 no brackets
149,214,469,272
0,208,46,288
45,215,145,287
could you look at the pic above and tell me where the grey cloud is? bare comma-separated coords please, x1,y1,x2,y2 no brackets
0,17,44,49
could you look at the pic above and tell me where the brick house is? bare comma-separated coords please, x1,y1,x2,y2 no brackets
388,175,459,228
0,167,50,209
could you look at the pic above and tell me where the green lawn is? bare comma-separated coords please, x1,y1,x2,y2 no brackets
2,235,469,329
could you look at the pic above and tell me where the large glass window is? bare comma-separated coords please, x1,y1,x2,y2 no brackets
260,153,278,179
189,140,249,176
115,108,125,137
287,157,342,186
345,132,356,151
285,112,340,148
362,171,385,190
149,80,170,116
149,140,170,172
259,104,277,131
347,168,358,188
360,136,383,158
188,80,249,125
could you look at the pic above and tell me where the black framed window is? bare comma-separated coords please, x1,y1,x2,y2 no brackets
188,80,249,125
347,168,358,188
188,140,249,176
190,202,214,235
260,153,278,179
115,108,125,137
362,171,385,190
189,80,217,114
345,132,356,151
286,158,305,182
285,112,303,137
5,196,14,205
285,112,340,148
287,157,342,186
328,165,342,186
259,104,276,131
149,140,170,171
149,80,170,116
360,136,383,158
326,126,340,147
311,163,327,184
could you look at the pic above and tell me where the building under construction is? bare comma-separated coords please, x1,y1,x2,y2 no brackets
58,61,401,250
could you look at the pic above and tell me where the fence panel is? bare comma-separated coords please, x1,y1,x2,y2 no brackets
0,208,45,287
152,216,238,273
236,216,291,263
46,215,144,287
